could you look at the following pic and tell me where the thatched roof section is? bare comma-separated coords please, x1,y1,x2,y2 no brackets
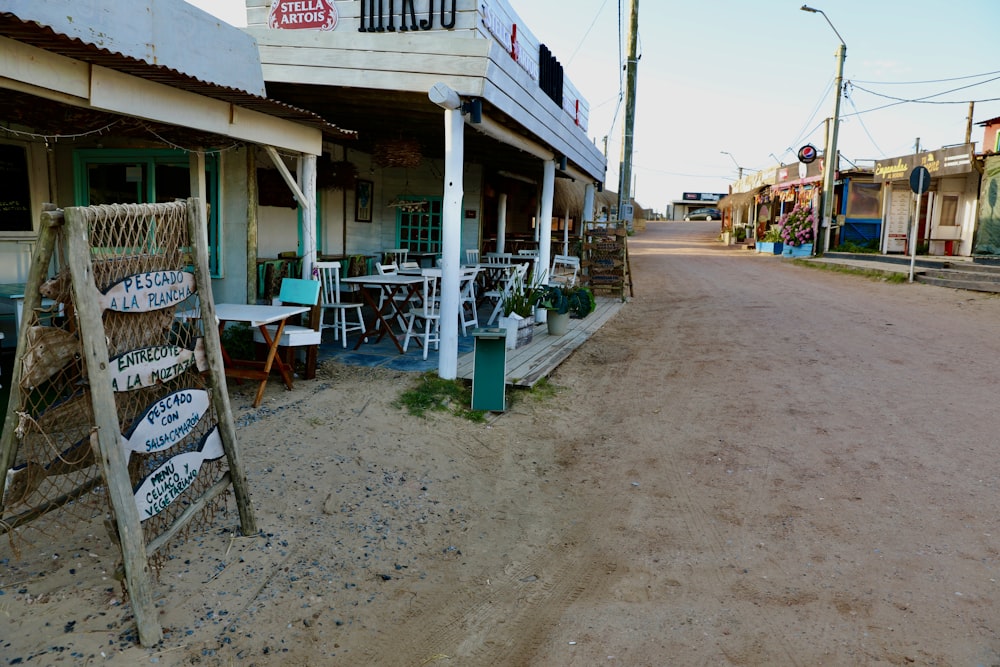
552,180,587,219
718,187,765,210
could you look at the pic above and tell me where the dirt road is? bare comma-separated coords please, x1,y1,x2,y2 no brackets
6,220,1000,665
520,221,1000,665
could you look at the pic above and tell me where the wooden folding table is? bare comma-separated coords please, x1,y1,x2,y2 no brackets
179,303,308,407
343,273,425,353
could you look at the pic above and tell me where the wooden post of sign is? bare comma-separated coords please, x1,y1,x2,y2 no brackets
0,204,60,514
187,198,257,534
62,207,162,646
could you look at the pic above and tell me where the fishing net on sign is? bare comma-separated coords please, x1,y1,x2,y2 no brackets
1,202,229,567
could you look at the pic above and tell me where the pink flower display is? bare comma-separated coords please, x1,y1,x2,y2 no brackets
778,204,816,247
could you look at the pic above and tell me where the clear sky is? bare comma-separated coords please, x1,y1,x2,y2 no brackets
186,0,1000,214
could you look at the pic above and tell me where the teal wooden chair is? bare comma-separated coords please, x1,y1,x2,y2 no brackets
253,277,322,379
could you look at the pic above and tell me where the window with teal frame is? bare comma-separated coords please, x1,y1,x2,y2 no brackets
73,149,221,276
396,196,443,252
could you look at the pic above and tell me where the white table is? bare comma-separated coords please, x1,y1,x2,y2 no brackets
343,274,425,353
179,303,308,407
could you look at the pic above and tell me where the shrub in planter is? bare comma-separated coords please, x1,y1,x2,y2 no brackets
531,284,596,319
220,322,255,361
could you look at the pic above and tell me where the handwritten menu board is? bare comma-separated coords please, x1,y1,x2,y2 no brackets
885,189,911,253
0,143,32,232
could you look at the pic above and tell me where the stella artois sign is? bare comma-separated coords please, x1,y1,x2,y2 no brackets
269,0,338,30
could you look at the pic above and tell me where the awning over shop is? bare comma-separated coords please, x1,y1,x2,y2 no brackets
771,175,822,191
718,186,765,210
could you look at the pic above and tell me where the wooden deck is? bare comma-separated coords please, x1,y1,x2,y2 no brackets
456,296,625,387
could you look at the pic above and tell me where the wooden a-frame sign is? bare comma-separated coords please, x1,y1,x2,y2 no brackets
0,199,255,646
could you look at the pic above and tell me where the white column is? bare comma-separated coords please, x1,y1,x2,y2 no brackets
497,193,508,253
188,151,207,205
536,160,556,323
437,106,464,379
563,207,570,255
534,199,541,244
188,151,208,270
298,154,317,280
582,182,595,245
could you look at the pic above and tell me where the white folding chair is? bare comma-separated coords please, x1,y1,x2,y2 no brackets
517,249,539,258
458,265,481,335
374,260,419,318
402,268,441,360
315,261,365,349
486,262,528,325
484,252,513,265
549,254,580,287
465,248,480,265
375,261,398,275
384,248,409,265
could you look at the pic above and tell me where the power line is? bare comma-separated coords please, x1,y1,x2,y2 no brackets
849,74,1000,105
845,88,884,156
842,95,1000,119
565,0,610,67
851,69,1000,85
786,77,835,153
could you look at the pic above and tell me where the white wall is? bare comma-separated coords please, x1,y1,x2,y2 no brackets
257,206,300,257
313,155,482,259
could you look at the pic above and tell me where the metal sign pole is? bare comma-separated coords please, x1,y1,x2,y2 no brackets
908,178,923,283
908,160,930,283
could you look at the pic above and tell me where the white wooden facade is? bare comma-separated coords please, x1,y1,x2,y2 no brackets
247,0,601,177
245,0,606,264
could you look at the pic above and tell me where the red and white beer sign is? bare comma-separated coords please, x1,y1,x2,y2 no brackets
269,0,338,30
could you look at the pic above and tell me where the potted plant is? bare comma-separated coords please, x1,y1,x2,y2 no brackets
756,225,784,255
498,271,535,349
531,284,596,336
778,204,816,257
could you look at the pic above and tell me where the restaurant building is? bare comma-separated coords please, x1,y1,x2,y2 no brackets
243,0,607,284
718,168,778,240
0,0,351,344
872,143,977,256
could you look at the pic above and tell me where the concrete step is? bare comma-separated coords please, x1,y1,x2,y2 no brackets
914,274,1000,293
921,267,1000,283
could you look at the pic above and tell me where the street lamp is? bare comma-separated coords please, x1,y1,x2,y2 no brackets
801,4,846,255
720,151,743,179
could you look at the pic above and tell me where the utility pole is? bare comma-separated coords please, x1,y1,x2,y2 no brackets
801,5,846,256
965,101,975,145
617,0,639,226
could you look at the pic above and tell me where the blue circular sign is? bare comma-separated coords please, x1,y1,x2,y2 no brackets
798,144,818,164
909,166,931,194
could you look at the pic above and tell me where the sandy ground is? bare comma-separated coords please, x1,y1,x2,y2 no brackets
5,221,1000,665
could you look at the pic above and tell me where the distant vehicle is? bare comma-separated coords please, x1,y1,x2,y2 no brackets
684,207,721,221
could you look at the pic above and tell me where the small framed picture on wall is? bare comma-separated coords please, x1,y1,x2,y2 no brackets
355,179,373,222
